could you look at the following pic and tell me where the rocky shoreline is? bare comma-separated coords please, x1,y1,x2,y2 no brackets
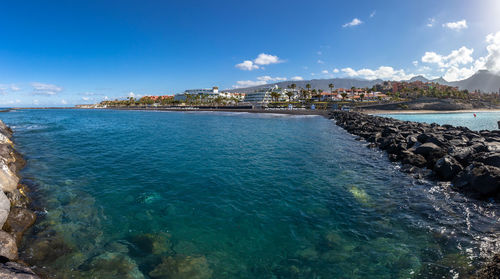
330,111,499,199
0,120,39,278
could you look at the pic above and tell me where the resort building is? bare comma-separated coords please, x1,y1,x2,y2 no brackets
244,85,278,106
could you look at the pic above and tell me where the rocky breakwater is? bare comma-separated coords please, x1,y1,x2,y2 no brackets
0,120,39,279
329,111,500,199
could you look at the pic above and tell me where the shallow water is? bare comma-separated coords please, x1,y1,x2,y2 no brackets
379,111,500,131
1,109,499,278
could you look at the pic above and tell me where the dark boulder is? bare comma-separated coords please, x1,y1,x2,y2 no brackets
453,163,500,197
434,156,463,180
400,151,427,168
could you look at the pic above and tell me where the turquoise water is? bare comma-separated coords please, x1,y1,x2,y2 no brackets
378,111,500,131
1,109,499,278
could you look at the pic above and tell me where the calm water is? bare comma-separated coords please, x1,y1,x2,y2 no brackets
378,111,500,131
1,109,499,278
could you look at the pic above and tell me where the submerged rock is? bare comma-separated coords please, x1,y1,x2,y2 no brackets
80,252,145,279
0,231,18,260
474,254,500,279
149,255,213,279
0,261,39,279
129,232,172,256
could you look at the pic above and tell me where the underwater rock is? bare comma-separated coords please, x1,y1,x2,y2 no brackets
0,163,19,193
6,187,30,209
0,261,39,279
296,247,319,261
25,231,74,264
149,255,213,279
0,231,18,260
80,252,145,279
129,232,172,256
474,254,500,279
3,207,36,245
348,185,371,205
0,191,11,229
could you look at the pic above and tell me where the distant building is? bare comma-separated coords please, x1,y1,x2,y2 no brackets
244,85,278,106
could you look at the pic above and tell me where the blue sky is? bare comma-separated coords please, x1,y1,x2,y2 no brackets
1,0,500,106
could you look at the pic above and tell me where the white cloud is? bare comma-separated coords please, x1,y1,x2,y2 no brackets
291,76,304,81
443,20,467,31
10,85,20,91
427,18,436,27
33,99,39,105
257,76,287,82
317,59,324,64
342,18,363,28
321,70,329,74
61,99,68,105
236,60,259,71
31,82,62,95
82,97,90,101
342,66,414,81
412,60,419,66
233,80,267,88
370,11,376,18
333,68,339,73
235,53,283,71
128,92,136,98
484,31,500,73
421,46,474,68
254,53,281,65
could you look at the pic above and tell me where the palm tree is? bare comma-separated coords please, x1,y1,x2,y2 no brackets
341,92,348,101
270,92,280,102
329,83,334,93
306,83,311,94
359,93,365,102
290,83,297,92
286,91,294,102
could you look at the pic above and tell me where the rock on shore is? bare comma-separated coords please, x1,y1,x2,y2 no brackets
330,111,500,199
0,120,39,278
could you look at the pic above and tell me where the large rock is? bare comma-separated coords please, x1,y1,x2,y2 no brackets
453,163,500,197
0,163,19,193
434,156,463,180
414,142,443,157
0,262,39,279
3,208,36,245
0,191,10,229
149,255,212,279
0,231,18,260
400,151,427,168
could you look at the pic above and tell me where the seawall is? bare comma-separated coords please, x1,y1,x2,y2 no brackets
329,111,499,199
0,120,39,278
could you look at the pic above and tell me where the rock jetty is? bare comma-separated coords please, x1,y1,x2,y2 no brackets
329,111,500,199
0,120,39,278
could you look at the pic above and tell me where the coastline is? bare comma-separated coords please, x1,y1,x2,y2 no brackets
361,108,500,115
0,120,39,278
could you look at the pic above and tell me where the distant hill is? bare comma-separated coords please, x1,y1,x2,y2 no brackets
226,70,500,94
448,70,500,93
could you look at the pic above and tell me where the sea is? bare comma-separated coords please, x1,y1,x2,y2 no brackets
1,109,499,278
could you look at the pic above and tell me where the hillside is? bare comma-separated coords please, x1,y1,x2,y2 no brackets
227,70,500,94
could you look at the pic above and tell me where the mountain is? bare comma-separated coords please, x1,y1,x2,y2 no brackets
408,75,429,82
225,70,500,93
448,70,500,93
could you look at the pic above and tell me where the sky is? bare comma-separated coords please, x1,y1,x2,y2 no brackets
1,0,500,106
